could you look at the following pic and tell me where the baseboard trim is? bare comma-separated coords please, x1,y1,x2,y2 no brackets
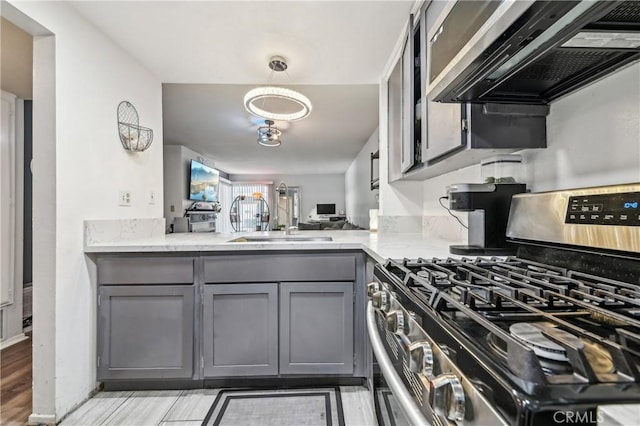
0,333,27,350
28,413,56,425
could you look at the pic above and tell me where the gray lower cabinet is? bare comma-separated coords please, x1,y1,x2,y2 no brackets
97,285,195,380
280,282,354,375
203,283,279,377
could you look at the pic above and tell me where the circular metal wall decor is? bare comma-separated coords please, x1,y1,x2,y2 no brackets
117,101,154,152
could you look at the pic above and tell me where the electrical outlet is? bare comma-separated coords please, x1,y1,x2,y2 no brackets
149,191,156,205
119,190,131,207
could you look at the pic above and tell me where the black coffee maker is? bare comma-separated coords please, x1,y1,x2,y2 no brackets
447,183,526,255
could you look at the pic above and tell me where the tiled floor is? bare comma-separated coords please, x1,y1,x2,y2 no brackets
59,386,374,426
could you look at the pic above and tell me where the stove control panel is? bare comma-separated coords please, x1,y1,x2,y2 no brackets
565,192,640,226
369,272,510,426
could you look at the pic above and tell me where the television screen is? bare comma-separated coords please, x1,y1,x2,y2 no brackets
317,203,336,215
189,160,219,202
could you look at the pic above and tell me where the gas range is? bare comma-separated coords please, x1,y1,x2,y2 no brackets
368,184,640,426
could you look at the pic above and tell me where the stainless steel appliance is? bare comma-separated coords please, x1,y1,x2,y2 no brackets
427,1,640,104
447,183,526,256
368,183,640,425
186,211,217,232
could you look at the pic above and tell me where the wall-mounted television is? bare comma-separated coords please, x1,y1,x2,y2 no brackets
316,203,336,215
189,160,219,202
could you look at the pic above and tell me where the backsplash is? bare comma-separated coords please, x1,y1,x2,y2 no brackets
84,218,166,247
422,216,466,242
378,215,422,234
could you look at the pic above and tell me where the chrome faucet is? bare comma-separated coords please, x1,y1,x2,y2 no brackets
285,225,298,235
276,181,294,233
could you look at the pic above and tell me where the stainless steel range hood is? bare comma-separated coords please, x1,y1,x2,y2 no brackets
427,0,640,104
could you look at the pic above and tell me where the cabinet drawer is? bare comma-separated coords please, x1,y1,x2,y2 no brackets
98,256,194,285
204,253,356,283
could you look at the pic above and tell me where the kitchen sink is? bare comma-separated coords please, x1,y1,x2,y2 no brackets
228,236,333,243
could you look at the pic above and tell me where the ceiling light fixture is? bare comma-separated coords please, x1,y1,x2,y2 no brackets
244,56,312,122
257,119,282,147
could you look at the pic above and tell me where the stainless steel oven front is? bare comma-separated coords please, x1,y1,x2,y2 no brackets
366,274,509,426
367,279,430,426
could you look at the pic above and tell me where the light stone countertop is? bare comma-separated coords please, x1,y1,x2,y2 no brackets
84,229,462,262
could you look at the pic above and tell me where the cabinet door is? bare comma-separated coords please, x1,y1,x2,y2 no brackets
280,282,354,375
97,285,194,380
0,92,16,307
387,47,404,182
400,14,415,173
203,283,278,377
422,1,464,163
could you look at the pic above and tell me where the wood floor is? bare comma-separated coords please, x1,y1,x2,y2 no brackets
1,334,32,426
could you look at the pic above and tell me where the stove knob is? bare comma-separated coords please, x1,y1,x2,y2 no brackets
385,310,406,335
367,282,381,297
371,291,390,312
408,341,434,377
430,373,465,423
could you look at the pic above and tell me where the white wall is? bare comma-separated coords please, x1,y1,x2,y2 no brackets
523,62,640,191
345,128,379,228
9,1,164,421
229,173,346,221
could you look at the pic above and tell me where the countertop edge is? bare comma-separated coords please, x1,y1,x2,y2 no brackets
83,230,458,262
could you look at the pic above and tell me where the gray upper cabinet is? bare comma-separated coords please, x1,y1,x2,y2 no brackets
203,283,279,377
97,285,195,380
400,14,416,174
422,0,463,164
388,1,548,182
421,0,463,164
423,102,463,162
387,43,404,182
280,282,354,375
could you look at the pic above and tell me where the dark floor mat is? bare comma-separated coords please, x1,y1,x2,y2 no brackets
201,387,344,426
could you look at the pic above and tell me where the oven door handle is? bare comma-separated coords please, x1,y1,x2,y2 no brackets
367,301,429,426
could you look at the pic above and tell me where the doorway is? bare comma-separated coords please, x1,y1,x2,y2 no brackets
0,15,34,426
0,6,56,425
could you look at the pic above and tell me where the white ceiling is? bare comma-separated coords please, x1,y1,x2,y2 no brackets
70,1,414,174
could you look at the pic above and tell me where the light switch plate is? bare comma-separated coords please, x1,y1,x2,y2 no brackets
149,191,156,205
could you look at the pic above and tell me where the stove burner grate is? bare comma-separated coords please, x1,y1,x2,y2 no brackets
381,256,640,386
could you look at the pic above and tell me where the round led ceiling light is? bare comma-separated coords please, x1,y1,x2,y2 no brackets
244,56,312,122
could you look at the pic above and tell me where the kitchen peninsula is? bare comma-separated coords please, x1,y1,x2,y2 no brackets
85,219,461,389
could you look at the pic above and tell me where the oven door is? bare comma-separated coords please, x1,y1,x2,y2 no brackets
367,302,430,426
372,352,411,426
